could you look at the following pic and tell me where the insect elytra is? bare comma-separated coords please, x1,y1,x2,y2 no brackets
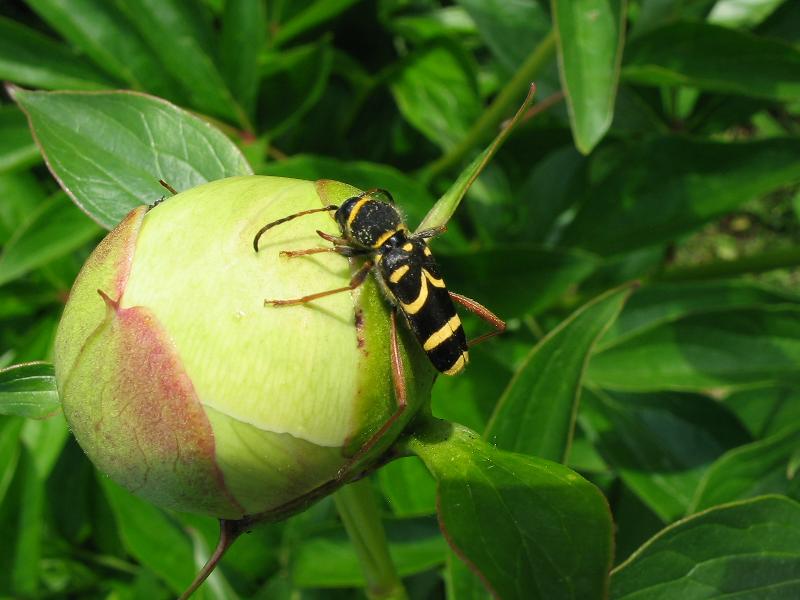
253,188,504,377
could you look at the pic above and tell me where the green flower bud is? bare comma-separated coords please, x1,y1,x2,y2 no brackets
55,176,434,519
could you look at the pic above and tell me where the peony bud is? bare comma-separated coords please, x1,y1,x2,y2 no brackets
54,176,434,519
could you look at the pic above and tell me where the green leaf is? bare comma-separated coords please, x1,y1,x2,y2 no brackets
690,427,800,512
0,106,39,174
456,0,551,72
437,245,598,317
258,42,334,137
271,0,363,48
561,137,800,255
610,495,800,599
0,446,46,596
290,517,447,587
552,0,626,153
391,42,481,152
0,418,24,505
580,388,751,522
416,84,536,232
378,457,437,517
598,280,800,350
99,477,196,595
25,0,184,100
0,172,48,244
623,21,800,102
588,307,800,392
0,363,60,419
485,284,633,462
0,15,114,90
445,550,492,600
0,193,100,286
724,386,800,438
709,0,787,28
220,0,265,118
113,0,248,126
11,88,252,230
407,418,613,600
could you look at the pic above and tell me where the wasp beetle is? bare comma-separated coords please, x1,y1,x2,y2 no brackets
252,188,505,379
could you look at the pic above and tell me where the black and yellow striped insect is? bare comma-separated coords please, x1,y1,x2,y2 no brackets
252,188,504,377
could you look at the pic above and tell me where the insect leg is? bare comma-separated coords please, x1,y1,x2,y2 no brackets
280,246,364,259
253,205,339,252
449,291,506,346
264,260,373,306
158,179,178,196
316,230,351,245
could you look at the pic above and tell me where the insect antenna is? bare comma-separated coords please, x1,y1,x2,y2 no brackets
253,205,338,252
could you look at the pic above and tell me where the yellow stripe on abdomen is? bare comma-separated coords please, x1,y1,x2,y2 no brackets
400,272,428,314
423,315,462,351
443,352,469,376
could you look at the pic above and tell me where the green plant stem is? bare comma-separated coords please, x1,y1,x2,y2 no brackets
334,479,408,600
421,29,557,181
655,247,800,281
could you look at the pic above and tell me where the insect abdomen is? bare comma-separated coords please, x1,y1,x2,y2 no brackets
381,250,468,375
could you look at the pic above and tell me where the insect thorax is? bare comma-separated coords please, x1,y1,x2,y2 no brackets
336,197,404,248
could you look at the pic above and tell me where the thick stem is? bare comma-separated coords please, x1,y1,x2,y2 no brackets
334,479,408,600
421,30,557,181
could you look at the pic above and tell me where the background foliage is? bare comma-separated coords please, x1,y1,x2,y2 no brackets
1,0,800,598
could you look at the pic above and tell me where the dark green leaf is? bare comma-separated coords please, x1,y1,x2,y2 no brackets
561,137,800,255
271,0,362,48
610,496,800,599
724,386,800,438
623,21,800,102
512,145,585,243
258,42,334,137
598,280,800,350
25,0,184,100
408,418,613,600
0,193,100,286
20,412,70,476
220,0,265,118
485,285,633,462
416,83,536,232
445,550,492,600
0,15,114,90
378,457,437,517
11,89,252,229
391,42,481,151
552,0,626,153
0,447,45,596
99,477,196,594
0,106,39,174
456,0,550,72
580,388,751,521
0,172,48,244
290,517,447,587
113,0,247,125
0,418,24,504
690,427,800,512
0,363,60,419
588,307,800,392
438,245,597,317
